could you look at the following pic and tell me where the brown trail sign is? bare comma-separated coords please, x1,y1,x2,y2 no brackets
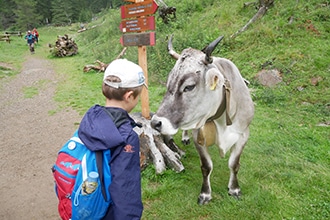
121,0,158,19
120,32,156,46
120,16,155,33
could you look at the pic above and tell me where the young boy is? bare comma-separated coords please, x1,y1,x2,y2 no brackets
78,59,145,219
24,30,35,53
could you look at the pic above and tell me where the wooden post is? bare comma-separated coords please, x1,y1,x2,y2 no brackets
138,46,150,119
121,0,158,119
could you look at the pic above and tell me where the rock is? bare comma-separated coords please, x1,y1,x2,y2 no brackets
255,69,282,87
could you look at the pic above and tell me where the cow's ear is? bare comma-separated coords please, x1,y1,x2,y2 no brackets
206,69,222,91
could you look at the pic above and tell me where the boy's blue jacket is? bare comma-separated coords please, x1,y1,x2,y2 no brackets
25,34,35,44
78,104,143,220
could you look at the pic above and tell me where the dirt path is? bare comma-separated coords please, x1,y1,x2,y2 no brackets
0,56,81,219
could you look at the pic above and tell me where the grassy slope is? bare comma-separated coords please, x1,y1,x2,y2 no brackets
1,0,329,219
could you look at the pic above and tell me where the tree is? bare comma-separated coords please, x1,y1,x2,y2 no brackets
13,0,40,31
0,0,17,30
35,0,52,25
51,0,75,25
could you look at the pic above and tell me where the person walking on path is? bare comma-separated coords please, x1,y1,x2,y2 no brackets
32,28,39,43
24,30,35,54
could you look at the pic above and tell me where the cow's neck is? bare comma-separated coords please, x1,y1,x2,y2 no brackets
207,79,232,126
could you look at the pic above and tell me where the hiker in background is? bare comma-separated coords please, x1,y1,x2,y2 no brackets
77,59,145,219
32,28,39,43
24,30,35,54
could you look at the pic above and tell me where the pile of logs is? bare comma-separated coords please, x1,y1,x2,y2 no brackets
131,113,185,174
49,34,78,57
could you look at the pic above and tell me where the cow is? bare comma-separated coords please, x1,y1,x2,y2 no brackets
151,35,254,205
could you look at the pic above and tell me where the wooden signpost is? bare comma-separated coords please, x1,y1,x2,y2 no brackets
121,0,158,119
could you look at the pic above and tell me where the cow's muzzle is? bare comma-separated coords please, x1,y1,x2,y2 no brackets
150,115,178,135
151,119,162,132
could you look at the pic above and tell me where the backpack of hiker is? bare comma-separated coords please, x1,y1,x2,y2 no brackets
52,130,111,220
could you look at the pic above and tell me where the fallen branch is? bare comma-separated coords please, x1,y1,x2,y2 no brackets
231,0,274,39
77,28,87,33
83,47,127,72
77,20,106,33
83,60,107,72
115,47,127,59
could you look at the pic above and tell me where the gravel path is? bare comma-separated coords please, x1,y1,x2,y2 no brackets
0,56,81,219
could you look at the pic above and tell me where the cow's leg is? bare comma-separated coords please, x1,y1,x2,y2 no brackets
227,131,249,198
192,129,213,205
181,130,190,145
162,134,186,157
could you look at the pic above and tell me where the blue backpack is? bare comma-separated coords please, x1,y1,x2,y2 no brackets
52,130,111,220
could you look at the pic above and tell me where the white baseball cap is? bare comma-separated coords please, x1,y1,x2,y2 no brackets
103,59,147,89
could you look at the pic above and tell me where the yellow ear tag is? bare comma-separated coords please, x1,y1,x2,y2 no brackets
210,81,217,90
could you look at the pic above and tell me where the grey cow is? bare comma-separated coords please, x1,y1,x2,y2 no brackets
151,35,254,205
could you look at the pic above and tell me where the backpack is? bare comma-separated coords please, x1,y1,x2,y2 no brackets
52,130,112,220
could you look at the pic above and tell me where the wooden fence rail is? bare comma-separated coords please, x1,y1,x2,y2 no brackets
4,31,23,37
0,34,11,43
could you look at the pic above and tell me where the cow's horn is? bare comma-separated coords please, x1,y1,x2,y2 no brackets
202,36,224,64
167,35,180,60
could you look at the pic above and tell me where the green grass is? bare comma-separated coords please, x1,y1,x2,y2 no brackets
1,0,329,219
0,35,27,81
22,86,39,98
22,79,50,98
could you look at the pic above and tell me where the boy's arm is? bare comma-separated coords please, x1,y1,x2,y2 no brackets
107,132,143,220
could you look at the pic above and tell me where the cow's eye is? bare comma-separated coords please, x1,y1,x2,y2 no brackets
183,85,195,92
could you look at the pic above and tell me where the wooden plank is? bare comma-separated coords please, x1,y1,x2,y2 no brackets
120,32,156,46
0,37,11,43
121,0,158,19
120,16,155,33
4,31,22,37
138,46,150,119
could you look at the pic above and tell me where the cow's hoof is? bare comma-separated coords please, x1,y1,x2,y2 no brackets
197,194,212,205
228,188,241,199
181,139,190,145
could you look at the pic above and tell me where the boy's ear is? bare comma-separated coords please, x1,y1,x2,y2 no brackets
124,90,134,101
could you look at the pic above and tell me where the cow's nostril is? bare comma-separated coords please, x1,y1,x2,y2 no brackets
151,120,162,132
